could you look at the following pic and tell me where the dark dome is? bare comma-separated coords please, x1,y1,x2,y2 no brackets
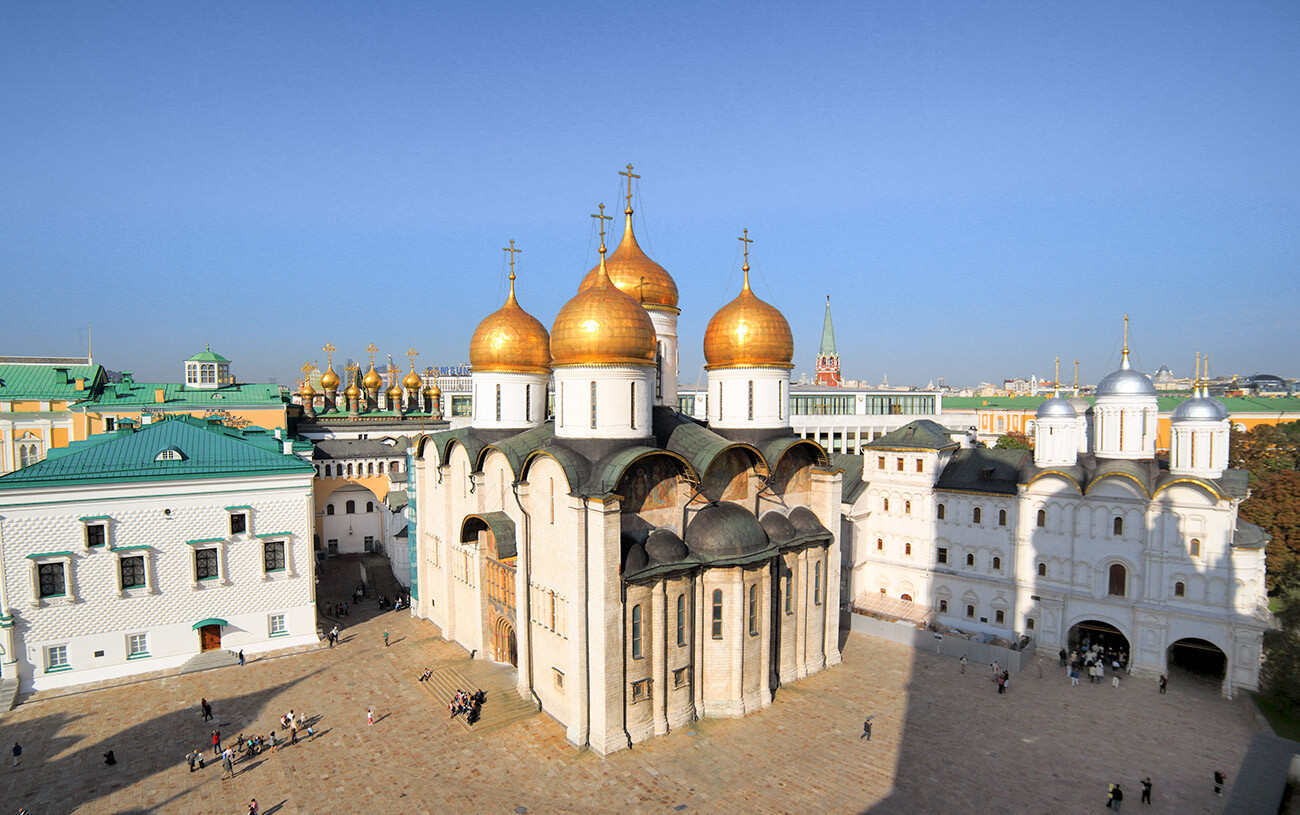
645,528,689,563
789,506,829,537
623,542,649,574
686,502,770,559
761,511,796,543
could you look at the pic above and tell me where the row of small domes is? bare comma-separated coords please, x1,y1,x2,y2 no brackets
301,361,439,401
1037,344,1227,422
469,206,794,374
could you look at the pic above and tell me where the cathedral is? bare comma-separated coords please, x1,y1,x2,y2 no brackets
410,173,843,754
846,340,1270,696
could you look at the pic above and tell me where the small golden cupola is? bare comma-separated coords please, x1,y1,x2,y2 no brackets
703,229,794,370
386,364,404,400
344,365,362,399
576,165,678,313
402,348,423,391
468,244,552,375
551,204,657,368
319,343,340,391
422,367,440,399
362,344,383,392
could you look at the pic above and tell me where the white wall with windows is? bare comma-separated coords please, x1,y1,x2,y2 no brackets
0,472,317,692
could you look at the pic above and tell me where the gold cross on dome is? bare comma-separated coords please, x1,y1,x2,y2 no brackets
407,348,419,369
619,163,640,212
365,343,378,366
301,362,315,378
591,204,612,254
739,228,753,271
322,342,336,364
502,239,521,283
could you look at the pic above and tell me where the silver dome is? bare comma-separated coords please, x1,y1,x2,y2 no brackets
1172,395,1228,422
1036,397,1078,419
1095,366,1157,398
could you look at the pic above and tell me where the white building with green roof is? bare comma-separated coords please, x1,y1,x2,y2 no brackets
0,415,318,691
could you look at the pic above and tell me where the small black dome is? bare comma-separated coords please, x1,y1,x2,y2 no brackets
645,528,689,563
789,506,829,537
623,543,649,573
686,502,770,559
761,511,796,543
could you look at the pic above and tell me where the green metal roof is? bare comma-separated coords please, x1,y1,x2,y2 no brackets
79,380,286,410
0,363,104,401
186,348,231,363
819,298,837,357
0,414,314,490
935,448,1030,495
192,618,228,629
866,420,960,451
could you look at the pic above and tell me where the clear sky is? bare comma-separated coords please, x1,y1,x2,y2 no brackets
2,1,1298,389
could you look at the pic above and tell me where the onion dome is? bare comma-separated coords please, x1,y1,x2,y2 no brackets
319,365,340,391
298,379,315,399
551,233,656,367
344,371,362,399
403,367,422,390
362,364,383,391
1037,396,1077,419
577,209,678,312
703,240,793,369
469,273,552,374
1172,395,1228,421
386,379,403,400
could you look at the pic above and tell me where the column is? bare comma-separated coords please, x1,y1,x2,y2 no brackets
651,577,668,735
758,562,772,709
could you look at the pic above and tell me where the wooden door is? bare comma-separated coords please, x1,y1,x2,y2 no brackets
507,628,518,667
200,624,222,651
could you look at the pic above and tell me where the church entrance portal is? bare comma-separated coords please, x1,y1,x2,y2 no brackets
490,617,518,668
1067,620,1130,660
1167,638,1226,680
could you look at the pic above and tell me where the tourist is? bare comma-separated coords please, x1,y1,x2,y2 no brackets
959,655,967,674
201,697,213,721
269,731,277,754
1058,647,1068,667
11,741,20,767
860,718,872,740
1112,672,1120,689
1111,783,1123,810
248,799,260,815
221,748,235,779
1140,777,1152,805
1070,666,1080,686
238,650,245,666
1159,675,1168,694
212,729,221,756
367,707,374,726
103,750,116,766
1213,770,1225,795
384,630,390,647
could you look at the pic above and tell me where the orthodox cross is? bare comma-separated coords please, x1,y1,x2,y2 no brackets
619,163,639,212
739,228,753,279
503,239,521,285
1122,314,1129,355
366,343,378,367
407,348,419,370
591,204,612,254
323,342,336,366
301,361,315,381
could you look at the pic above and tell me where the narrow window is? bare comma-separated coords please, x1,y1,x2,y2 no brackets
877,456,885,469
676,594,686,646
905,543,912,556
559,382,564,426
778,379,783,420
748,380,754,420
916,459,924,473
998,509,1007,526
937,503,945,520
883,498,889,512
896,457,904,472
965,604,975,619
1026,617,1036,631
366,501,374,513
38,562,66,597
549,479,555,524
326,504,335,516
876,538,883,551
973,507,981,524
655,343,663,398
1190,538,1201,557
938,599,948,613
346,500,355,514
904,501,911,514
937,547,947,564
1113,516,1123,536
630,382,636,429
711,589,723,639
1108,563,1126,596
325,464,332,477
1037,509,1046,527
590,381,597,429
120,556,146,589
1037,562,1047,577
814,562,822,605
995,609,1005,625
748,584,758,635
966,553,975,567
631,604,643,659
526,383,532,422
784,570,792,614
1174,582,1185,597
992,556,1001,571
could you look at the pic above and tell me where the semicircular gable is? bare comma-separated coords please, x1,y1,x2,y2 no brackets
519,446,589,494
588,447,698,498
700,445,763,503
1026,470,1083,494
1153,477,1221,503
1085,471,1150,499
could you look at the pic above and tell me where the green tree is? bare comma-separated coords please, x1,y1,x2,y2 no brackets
994,431,1031,450
1230,422,1300,482
1239,470,1300,592
1262,566,1300,706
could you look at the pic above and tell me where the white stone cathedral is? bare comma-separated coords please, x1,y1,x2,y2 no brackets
410,182,842,754
846,341,1269,696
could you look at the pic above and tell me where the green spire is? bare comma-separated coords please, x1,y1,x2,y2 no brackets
819,295,838,358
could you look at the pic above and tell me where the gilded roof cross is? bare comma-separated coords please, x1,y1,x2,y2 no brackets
323,342,336,365
619,163,640,213
739,228,753,288
503,239,521,297
591,204,612,255
365,343,378,366
301,362,315,378
407,348,419,370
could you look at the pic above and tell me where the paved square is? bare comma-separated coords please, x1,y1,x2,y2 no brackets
0,598,1262,814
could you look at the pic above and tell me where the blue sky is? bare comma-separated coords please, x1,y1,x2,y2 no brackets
2,2,1297,388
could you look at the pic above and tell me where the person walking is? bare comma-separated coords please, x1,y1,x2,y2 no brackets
1158,674,1168,694
238,650,245,666
290,723,297,746
383,631,389,648
1140,777,1152,805
269,730,277,754
959,655,967,674
248,799,259,815
367,707,374,726
1070,666,1080,686
212,729,221,757
221,747,235,780
860,719,872,740
201,698,213,721
1214,770,1225,795
1058,646,1068,667
1112,672,1120,689
11,742,21,767
1111,783,1123,811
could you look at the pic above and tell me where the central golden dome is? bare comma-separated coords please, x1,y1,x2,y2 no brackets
577,211,678,312
552,256,656,367
402,367,423,390
362,364,383,391
468,276,552,375
703,265,793,370
319,365,340,391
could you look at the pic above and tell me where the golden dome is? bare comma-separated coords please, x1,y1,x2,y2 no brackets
387,381,403,399
552,252,657,367
703,254,793,370
319,366,340,390
298,379,315,398
344,374,362,399
362,364,383,391
469,274,552,374
577,211,678,312
403,368,422,390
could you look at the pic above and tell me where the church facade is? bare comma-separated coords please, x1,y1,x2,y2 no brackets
844,345,1270,696
410,178,843,754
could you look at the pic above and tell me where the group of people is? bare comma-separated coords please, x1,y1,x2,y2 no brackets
990,661,1012,694
448,688,486,724
1061,644,1126,688
377,593,405,610
327,625,341,647
328,601,351,617
188,700,316,778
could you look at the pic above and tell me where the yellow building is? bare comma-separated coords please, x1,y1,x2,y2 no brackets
0,356,105,473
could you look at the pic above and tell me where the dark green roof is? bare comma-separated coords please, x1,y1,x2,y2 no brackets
186,348,231,363
0,415,314,489
831,452,867,503
866,420,959,451
935,448,1030,495
81,381,286,409
1233,519,1270,549
468,511,517,559
0,363,104,401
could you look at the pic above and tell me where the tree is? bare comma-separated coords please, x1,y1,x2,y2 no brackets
1230,422,1300,482
993,431,1031,450
1239,470,1300,592
1262,566,1300,706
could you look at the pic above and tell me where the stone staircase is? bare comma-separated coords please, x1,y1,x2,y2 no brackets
419,663,538,734
361,554,403,602
179,649,240,675
0,678,18,712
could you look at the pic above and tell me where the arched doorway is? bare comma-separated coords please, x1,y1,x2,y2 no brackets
490,616,518,668
1067,619,1130,661
1167,637,1226,682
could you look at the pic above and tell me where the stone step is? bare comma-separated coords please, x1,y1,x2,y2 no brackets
179,649,240,675
419,665,536,733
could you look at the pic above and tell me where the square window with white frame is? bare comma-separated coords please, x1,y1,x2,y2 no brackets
263,541,286,573
230,513,247,535
269,613,287,637
194,548,219,581
127,632,149,658
45,644,69,671
85,523,106,548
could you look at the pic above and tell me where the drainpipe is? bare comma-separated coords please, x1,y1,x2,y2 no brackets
511,482,543,711
580,496,591,750
621,579,634,751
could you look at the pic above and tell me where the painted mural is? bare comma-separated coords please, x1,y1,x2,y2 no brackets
701,448,752,503
620,457,680,514
771,445,814,500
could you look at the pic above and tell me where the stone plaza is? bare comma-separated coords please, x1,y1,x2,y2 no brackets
0,592,1261,814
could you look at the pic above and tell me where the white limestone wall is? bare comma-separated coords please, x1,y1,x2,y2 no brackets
706,367,789,430
470,371,550,431
0,474,316,691
1169,419,1231,478
553,366,654,440
647,309,679,408
1034,417,1079,466
1093,399,1158,459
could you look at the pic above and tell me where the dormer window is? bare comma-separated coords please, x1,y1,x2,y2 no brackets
154,447,186,462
